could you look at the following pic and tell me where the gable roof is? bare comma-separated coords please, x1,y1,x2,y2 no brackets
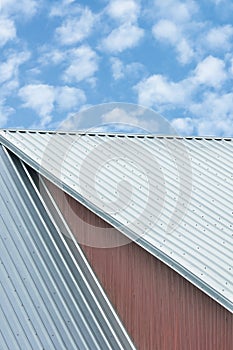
0,129,232,313
0,145,136,349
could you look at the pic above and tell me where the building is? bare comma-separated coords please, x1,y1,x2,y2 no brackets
0,129,232,349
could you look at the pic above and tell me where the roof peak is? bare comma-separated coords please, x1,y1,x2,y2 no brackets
0,128,232,141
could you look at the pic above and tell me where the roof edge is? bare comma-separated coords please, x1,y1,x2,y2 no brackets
0,128,233,141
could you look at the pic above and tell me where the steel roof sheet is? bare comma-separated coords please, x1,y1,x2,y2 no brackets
0,129,232,313
0,144,135,350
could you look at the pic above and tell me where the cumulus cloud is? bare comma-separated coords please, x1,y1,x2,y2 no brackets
50,0,82,17
106,0,140,23
152,19,180,44
0,17,16,47
101,0,143,53
134,52,232,136
63,45,98,83
19,84,55,126
135,54,228,108
100,107,164,133
197,118,233,136
152,19,194,64
193,55,227,87
205,25,233,50
152,2,232,67
176,38,194,65
55,86,86,110
151,1,200,64
55,7,96,45
39,49,66,66
101,23,144,53
171,117,195,135
101,107,147,126
229,58,233,75
0,51,30,84
110,57,144,80
190,92,233,120
39,45,99,84
18,84,86,127
0,0,38,18
110,58,124,80
102,107,141,125
135,74,189,108
153,0,198,23
0,100,14,127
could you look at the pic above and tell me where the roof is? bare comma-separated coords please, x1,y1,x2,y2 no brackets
0,129,232,314
0,144,136,349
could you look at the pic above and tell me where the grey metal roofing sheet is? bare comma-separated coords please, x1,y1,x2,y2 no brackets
0,129,232,313
0,145,136,350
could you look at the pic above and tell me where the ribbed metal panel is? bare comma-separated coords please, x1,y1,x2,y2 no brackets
0,129,232,313
0,145,136,350
44,180,233,350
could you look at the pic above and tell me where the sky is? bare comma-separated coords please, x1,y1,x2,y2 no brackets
1,0,233,136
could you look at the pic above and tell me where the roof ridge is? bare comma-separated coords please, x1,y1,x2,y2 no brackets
0,128,232,141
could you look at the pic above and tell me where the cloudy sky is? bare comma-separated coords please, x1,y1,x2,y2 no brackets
1,0,233,136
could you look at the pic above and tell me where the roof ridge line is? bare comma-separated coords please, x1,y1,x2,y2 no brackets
0,128,232,141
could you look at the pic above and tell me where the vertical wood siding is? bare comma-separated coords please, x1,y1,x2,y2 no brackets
45,180,233,350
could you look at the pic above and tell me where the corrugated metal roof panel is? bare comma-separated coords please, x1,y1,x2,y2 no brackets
0,145,136,350
0,129,232,313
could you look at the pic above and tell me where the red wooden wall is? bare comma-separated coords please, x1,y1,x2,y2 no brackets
45,180,233,350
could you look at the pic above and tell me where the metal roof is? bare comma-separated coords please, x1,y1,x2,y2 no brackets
0,145,136,350
0,129,232,313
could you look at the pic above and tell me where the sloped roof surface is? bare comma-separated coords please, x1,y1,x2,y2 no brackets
0,145,135,350
0,129,232,313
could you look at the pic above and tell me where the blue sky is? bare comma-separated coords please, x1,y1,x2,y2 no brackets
1,0,233,136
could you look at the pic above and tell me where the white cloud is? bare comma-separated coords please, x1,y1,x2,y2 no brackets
55,86,86,110
185,90,233,136
39,49,66,66
63,45,98,83
19,84,55,126
205,25,233,50
197,118,233,136
0,0,38,18
152,19,194,64
39,45,99,84
124,62,145,79
152,20,180,45
107,0,140,23
101,23,144,53
102,107,141,125
151,1,200,64
110,58,124,80
0,80,19,99
193,55,227,87
0,51,30,84
110,57,144,80
50,0,81,17
0,17,16,47
229,58,233,75
55,7,95,45
153,0,198,23
0,100,14,127
134,52,231,137
190,92,233,119
171,117,195,135
135,54,231,136
100,107,164,133
176,38,194,65
18,84,86,127
135,74,189,108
